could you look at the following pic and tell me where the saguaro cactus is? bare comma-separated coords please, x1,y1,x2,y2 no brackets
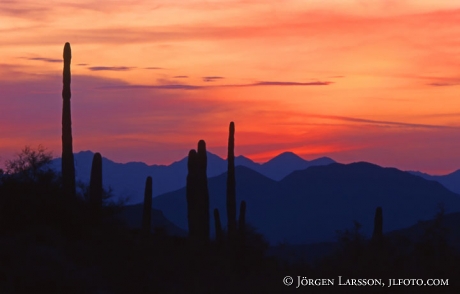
226,122,237,241
89,152,103,220
61,42,76,198
196,140,210,242
372,206,383,243
142,176,153,235
214,208,223,245
186,149,198,237
185,141,210,243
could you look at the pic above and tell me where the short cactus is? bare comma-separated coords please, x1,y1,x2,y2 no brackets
89,152,102,221
142,176,153,235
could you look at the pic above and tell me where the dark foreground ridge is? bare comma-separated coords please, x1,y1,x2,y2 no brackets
1,147,460,293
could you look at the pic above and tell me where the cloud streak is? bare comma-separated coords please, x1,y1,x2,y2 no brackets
247,81,332,87
254,109,458,130
98,84,203,90
23,57,61,63
317,114,457,129
98,80,333,90
88,66,135,71
202,76,224,82
427,83,457,87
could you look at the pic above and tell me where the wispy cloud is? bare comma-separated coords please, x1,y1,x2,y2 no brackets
77,63,88,66
173,75,188,78
254,109,458,130
414,75,460,87
248,81,331,87
309,114,457,129
99,84,203,90
0,2,51,21
427,82,458,87
23,57,61,63
203,76,224,82
144,67,164,70
88,66,135,71
99,80,333,90
416,112,460,118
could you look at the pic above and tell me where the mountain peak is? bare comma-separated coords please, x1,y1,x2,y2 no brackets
265,151,305,164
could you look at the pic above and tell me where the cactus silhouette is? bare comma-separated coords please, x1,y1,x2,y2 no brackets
186,149,198,237
372,206,383,244
226,122,237,242
142,176,153,235
214,208,223,245
185,141,210,243
89,152,103,220
61,42,76,198
196,140,210,242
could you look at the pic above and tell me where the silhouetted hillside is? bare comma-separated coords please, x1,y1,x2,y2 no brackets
409,169,460,195
153,162,460,244
269,210,460,265
119,206,187,237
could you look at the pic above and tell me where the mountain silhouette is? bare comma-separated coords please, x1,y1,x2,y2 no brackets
257,152,334,180
50,150,334,203
408,169,460,195
152,162,460,244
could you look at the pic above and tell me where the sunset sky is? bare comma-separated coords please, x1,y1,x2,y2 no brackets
1,0,460,174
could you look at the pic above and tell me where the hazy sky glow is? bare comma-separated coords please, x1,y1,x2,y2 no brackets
1,0,460,174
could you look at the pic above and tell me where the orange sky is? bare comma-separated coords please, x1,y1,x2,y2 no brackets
1,0,460,174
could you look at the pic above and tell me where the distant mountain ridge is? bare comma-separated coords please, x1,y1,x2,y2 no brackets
408,169,460,195
49,150,335,204
152,162,460,244
245,152,335,180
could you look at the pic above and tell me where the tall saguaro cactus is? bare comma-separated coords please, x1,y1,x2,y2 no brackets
142,176,153,235
89,152,103,220
61,42,76,198
226,122,237,241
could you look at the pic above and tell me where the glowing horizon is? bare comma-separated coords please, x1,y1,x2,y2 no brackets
1,0,460,175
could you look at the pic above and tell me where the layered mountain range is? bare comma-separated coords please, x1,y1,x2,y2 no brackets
50,150,334,204
50,151,460,244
